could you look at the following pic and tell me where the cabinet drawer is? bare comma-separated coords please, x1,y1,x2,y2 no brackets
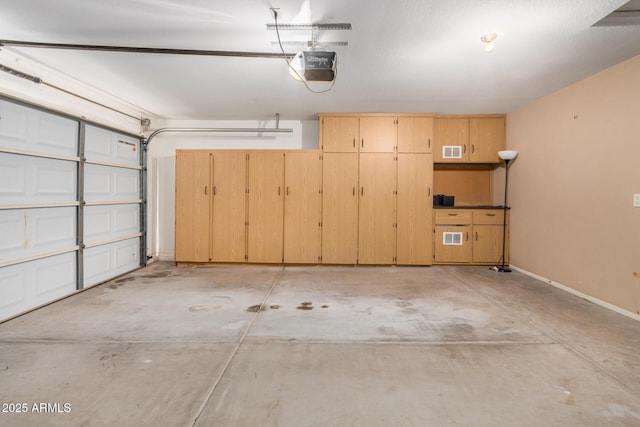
434,210,472,225
473,209,506,225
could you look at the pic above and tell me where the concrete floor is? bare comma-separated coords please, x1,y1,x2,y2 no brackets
1,263,639,426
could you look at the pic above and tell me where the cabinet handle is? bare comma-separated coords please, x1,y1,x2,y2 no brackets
286,186,289,195
213,186,217,195
466,232,469,241
428,138,431,148
353,187,356,196
463,145,467,154
447,213,458,216
278,186,281,196
353,138,356,148
486,213,496,217
361,138,364,148
475,232,478,241
204,185,208,195
428,187,431,197
361,187,364,196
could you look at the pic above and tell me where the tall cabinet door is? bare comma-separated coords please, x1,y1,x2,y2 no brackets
397,154,433,265
322,153,359,264
212,151,247,262
358,153,396,264
284,151,322,263
175,150,211,262
247,151,284,263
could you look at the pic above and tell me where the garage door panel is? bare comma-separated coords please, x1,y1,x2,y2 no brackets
0,253,76,320
0,99,78,156
0,153,76,204
0,271,25,310
84,238,140,287
85,125,139,166
32,112,79,154
84,204,140,244
85,164,139,202
35,256,76,297
0,207,76,261
0,100,28,142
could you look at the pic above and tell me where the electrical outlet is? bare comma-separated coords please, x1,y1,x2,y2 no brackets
634,194,640,207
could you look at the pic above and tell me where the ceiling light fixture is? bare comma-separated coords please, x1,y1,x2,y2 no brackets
481,33,497,53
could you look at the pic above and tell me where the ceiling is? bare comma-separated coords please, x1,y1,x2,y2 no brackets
1,0,640,121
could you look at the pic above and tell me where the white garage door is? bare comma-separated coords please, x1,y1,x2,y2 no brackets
0,98,145,321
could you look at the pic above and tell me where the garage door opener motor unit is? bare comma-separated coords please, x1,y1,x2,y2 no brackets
290,51,337,81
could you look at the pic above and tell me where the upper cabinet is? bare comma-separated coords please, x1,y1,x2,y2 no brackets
320,113,434,154
359,116,397,152
320,116,359,152
434,115,505,163
397,116,434,153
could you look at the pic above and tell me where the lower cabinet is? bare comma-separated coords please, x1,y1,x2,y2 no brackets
175,149,433,266
247,151,285,263
283,151,322,263
358,153,396,264
433,209,508,264
321,153,359,264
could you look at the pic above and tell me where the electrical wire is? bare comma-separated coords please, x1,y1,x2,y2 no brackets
272,9,337,94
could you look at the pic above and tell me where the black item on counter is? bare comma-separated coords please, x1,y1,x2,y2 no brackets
433,194,455,207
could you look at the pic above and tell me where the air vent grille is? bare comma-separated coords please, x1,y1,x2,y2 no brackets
443,232,463,245
443,146,462,159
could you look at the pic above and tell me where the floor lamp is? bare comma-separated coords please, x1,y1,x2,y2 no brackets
495,150,518,272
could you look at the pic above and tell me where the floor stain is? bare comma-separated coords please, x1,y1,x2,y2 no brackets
113,277,136,285
141,272,172,279
321,305,329,309
396,300,413,308
189,305,208,312
297,301,314,311
270,305,281,309
247,304,266,312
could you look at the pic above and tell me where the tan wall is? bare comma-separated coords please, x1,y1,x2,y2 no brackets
505,55,640,315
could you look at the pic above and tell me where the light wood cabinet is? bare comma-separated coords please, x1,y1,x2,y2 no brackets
359,116,397,153
320,116,359,152
321,153,359,264
175,150,212,262
283,151,322,263
434,116,505,163
434,118,469,162
397,153,433,265
398,116,433,153
358,153,397,264
247,151,285,263
434,225,473,263
433,208,508,264
472,209,509,264
470,117,506,163
211,151,247,263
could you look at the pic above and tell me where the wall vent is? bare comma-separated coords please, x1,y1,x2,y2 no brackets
443,232,463,245
442,146,462,159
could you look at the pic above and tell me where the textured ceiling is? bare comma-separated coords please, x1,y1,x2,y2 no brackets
1,0,639,120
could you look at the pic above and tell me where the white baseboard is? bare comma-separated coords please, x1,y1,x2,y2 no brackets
511,265,640,322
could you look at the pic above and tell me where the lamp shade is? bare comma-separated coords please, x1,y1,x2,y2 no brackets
498,150,518,160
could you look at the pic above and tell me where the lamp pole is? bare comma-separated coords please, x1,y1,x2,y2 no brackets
495,150,518,273
499,158,511,271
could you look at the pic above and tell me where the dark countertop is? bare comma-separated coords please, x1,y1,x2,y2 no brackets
433,205,509,209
